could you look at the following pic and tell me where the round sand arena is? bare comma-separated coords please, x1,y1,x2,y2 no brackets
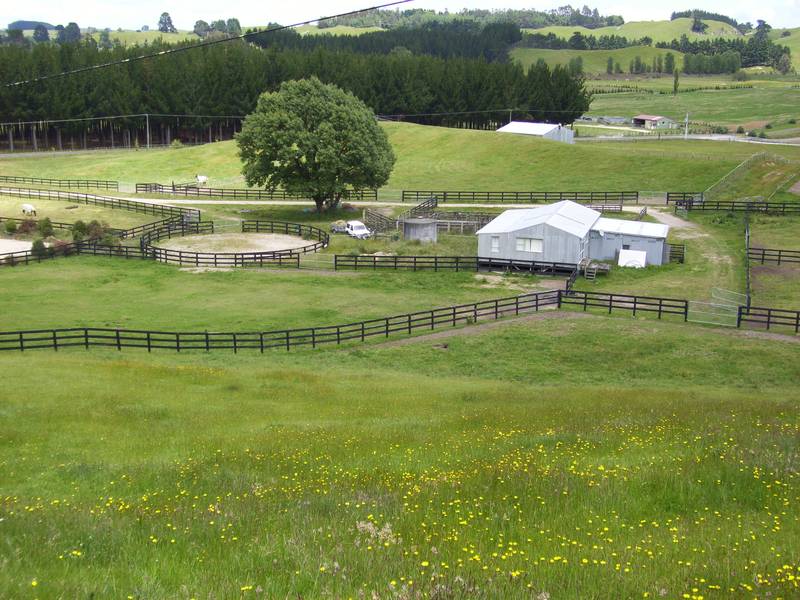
0,239,33,254
155,233,311,254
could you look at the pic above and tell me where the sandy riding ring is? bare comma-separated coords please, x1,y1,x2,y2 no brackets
144,221,329,267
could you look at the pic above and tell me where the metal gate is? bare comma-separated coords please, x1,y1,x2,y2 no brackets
687,288,747,327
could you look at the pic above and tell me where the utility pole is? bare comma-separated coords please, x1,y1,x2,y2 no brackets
684,112,689,140
145,113,151,149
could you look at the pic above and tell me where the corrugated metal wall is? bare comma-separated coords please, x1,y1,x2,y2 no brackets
588,231,665,266
478,224,583,263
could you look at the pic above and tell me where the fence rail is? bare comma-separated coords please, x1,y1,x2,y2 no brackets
668,243,686,264
0,186,200,221
666,192,703,204
401,190,639,204
0,290,562,353
559,290,689,320
136,183,377,202
737,306,800,333
675,199,800,214
334,255,579,274
748,247,800,265
0,175,118,190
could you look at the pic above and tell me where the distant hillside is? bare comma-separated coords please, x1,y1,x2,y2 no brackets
8,20,53,30
770,27,800,68
524,18,742,43
512,46,683,75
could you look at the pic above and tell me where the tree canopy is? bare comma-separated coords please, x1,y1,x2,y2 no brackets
236,78,395,212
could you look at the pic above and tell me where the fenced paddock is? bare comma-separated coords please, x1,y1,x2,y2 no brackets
747,247,800,265
334,255,579,274
136,183,377,202
0,186,200,221
674,199,800,215
737,306,800,333
402,190,638,205
559,290,689,320
0,290,562,353
0,175,119,191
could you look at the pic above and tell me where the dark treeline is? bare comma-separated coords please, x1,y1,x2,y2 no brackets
249,21,522,63
520,31,650,50
0,39,590,151
321,6,623,30
682,51,741,74
656,30,790,69
670,10,752,34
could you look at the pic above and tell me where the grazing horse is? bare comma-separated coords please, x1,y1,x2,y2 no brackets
21,203,37,216
195,174,209,186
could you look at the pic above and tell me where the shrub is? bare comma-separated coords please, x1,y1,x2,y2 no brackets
170,138,184,149
747,130,758,137
735,126,745,134
31,239,48,258
4,220,17,234
758,131,767,138
86,220,106,241
98,233,121,247
731,70,748,81
789,118,797,124
72,220,87,241
37,217,54,238
765,123,773,129
17,219,37,234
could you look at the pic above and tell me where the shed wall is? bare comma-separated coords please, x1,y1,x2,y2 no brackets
478,223,585,263
588,231,665,265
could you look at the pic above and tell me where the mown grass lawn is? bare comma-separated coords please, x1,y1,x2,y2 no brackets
0,315,798,598
0,195,158,230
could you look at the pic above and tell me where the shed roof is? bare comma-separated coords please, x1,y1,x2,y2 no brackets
593,217,669,239
476,201,600,238
633,114,670,122
496,121,560,136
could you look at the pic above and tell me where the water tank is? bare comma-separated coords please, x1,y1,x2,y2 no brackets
403,218,438,243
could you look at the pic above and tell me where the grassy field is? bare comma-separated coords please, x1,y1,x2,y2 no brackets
587,86,800,128
87,29,198,45
0,195,158,229
705,155,800,201
523,18,742,44
0,257,538,331
512,46,683,75
770,27,800,68
293,25,383,35
3,123,800,193
748,215,800,308
1,314,799,597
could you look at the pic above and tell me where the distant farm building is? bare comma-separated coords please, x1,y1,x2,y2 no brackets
476,201,670,266
632,114,676,130
496,121,575,144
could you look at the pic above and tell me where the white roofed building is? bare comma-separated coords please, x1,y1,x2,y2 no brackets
496,121,575,144
476,201,671,266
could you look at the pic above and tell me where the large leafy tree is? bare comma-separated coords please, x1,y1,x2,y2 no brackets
236,77,395,212
158,12,177,34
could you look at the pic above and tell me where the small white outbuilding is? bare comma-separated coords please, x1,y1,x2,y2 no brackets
496,121,575,144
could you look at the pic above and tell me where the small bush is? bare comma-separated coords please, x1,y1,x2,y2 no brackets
4,220,17,234
86,220,106,241
789,118,797,124
170,139,184,149
98,233,121,247
735,126,745,134
37,217,54,238
17,219,37,235
731,70,748,81
765,123,773,129
758,131,767,138
31,239,48,258
72,220,87,241
747,130,758,137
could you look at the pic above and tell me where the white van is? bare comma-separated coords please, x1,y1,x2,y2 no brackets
345,220,372,239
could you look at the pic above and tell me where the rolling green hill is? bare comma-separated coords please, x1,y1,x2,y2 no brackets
512,45,682,74
3,122,800,192
524,18,742,43
770,27,800,68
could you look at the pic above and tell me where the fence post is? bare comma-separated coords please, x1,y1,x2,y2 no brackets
285,330,290,351
52,330,58,351
147,331,152,352
116,330,121,351
557,290,562,308
84,328,89,349
736,306,743,328
205,331,210,352
233,333,238,354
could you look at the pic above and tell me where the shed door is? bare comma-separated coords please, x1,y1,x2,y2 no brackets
579,236,588,261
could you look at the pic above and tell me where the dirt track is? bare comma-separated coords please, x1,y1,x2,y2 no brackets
156,233,309,253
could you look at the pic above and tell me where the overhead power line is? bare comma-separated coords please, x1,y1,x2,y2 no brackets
3,0,414,88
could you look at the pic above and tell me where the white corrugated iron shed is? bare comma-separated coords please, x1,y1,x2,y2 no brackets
476,201,601,238
593,217,669,239
496,121,560,136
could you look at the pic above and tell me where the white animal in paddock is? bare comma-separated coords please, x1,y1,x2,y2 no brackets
195,174,209,186
21,204,36,216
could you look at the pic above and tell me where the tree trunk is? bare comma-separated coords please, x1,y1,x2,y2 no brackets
313,197,325,213
56,128,62,151
8,128,13,152
32,127,38,151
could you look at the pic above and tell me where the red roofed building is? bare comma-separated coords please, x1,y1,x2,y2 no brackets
632,114,676,130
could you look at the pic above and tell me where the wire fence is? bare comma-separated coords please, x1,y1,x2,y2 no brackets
0,175,119,190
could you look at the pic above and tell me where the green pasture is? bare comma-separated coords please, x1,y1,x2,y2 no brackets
523,18,742,44
293,25,383,36
512,46,683,75
587,86,800,128
3,123,800,193
1,314,798,598
748,215,800,308
770,27,800,68
0,195,157,230
88,29,197,45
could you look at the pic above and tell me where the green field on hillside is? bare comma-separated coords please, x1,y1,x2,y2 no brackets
1,314,798,597
587,86,800,127
293,25,383,35
770,27,800,68
6,123,800,193
524,18,742,43
512,46,682,74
